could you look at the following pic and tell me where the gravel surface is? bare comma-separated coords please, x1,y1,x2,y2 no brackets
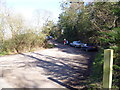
0,40,96,89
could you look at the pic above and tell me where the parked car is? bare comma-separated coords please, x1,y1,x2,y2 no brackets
81,43,98,51
49,36,53,39
46,36,53,40
70,41,84,48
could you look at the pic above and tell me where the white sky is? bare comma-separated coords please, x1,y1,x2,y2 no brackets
5,0,118,21
6,0,62,22
5,0,97,25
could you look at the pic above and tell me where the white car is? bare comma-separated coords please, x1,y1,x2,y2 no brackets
70,41,84,48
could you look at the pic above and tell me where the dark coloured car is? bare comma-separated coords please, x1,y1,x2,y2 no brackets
81,43,98,51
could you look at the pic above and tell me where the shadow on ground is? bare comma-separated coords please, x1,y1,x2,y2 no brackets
18,41,96,89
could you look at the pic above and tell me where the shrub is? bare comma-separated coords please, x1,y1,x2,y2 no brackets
1,32,46,54
90,49,104,84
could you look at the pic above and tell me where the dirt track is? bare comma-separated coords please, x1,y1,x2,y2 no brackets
0,40,96,89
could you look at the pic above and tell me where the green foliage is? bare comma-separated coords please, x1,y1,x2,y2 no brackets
99,28,120,46
91,28,120,88
91,50,104,82
42,21,55,36
1,32,46,54
56,35,64,43
112,45,120,88
0,51,9,56
58,1,120,88
44,43,55,48
0,1,48,55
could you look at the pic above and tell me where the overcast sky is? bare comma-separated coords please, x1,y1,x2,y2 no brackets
6,0,62,22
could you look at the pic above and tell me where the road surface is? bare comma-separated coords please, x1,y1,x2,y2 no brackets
0,40,96,89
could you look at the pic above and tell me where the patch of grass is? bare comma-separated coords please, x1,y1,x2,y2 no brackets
0,51,9,56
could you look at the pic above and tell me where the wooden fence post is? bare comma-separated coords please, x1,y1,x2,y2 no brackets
103,49,113,88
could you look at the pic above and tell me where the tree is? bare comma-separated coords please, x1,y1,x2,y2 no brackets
57,1,120,88
42,20,55,35
58,1,94,42
0,0,7,42
6,13,25,37
33,9,53,32
0,0,47,53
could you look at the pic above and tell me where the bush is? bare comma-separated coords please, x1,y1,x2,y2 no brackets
1,32,46,54
90,46,120,88
0,51,9,56
112,46,120,88
56,35,64,44
44,42,56,48
88,49,104,88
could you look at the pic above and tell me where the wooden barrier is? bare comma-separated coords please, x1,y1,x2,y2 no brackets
103,49,113,88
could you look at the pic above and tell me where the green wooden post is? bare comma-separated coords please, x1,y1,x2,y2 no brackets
103,49,113,88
